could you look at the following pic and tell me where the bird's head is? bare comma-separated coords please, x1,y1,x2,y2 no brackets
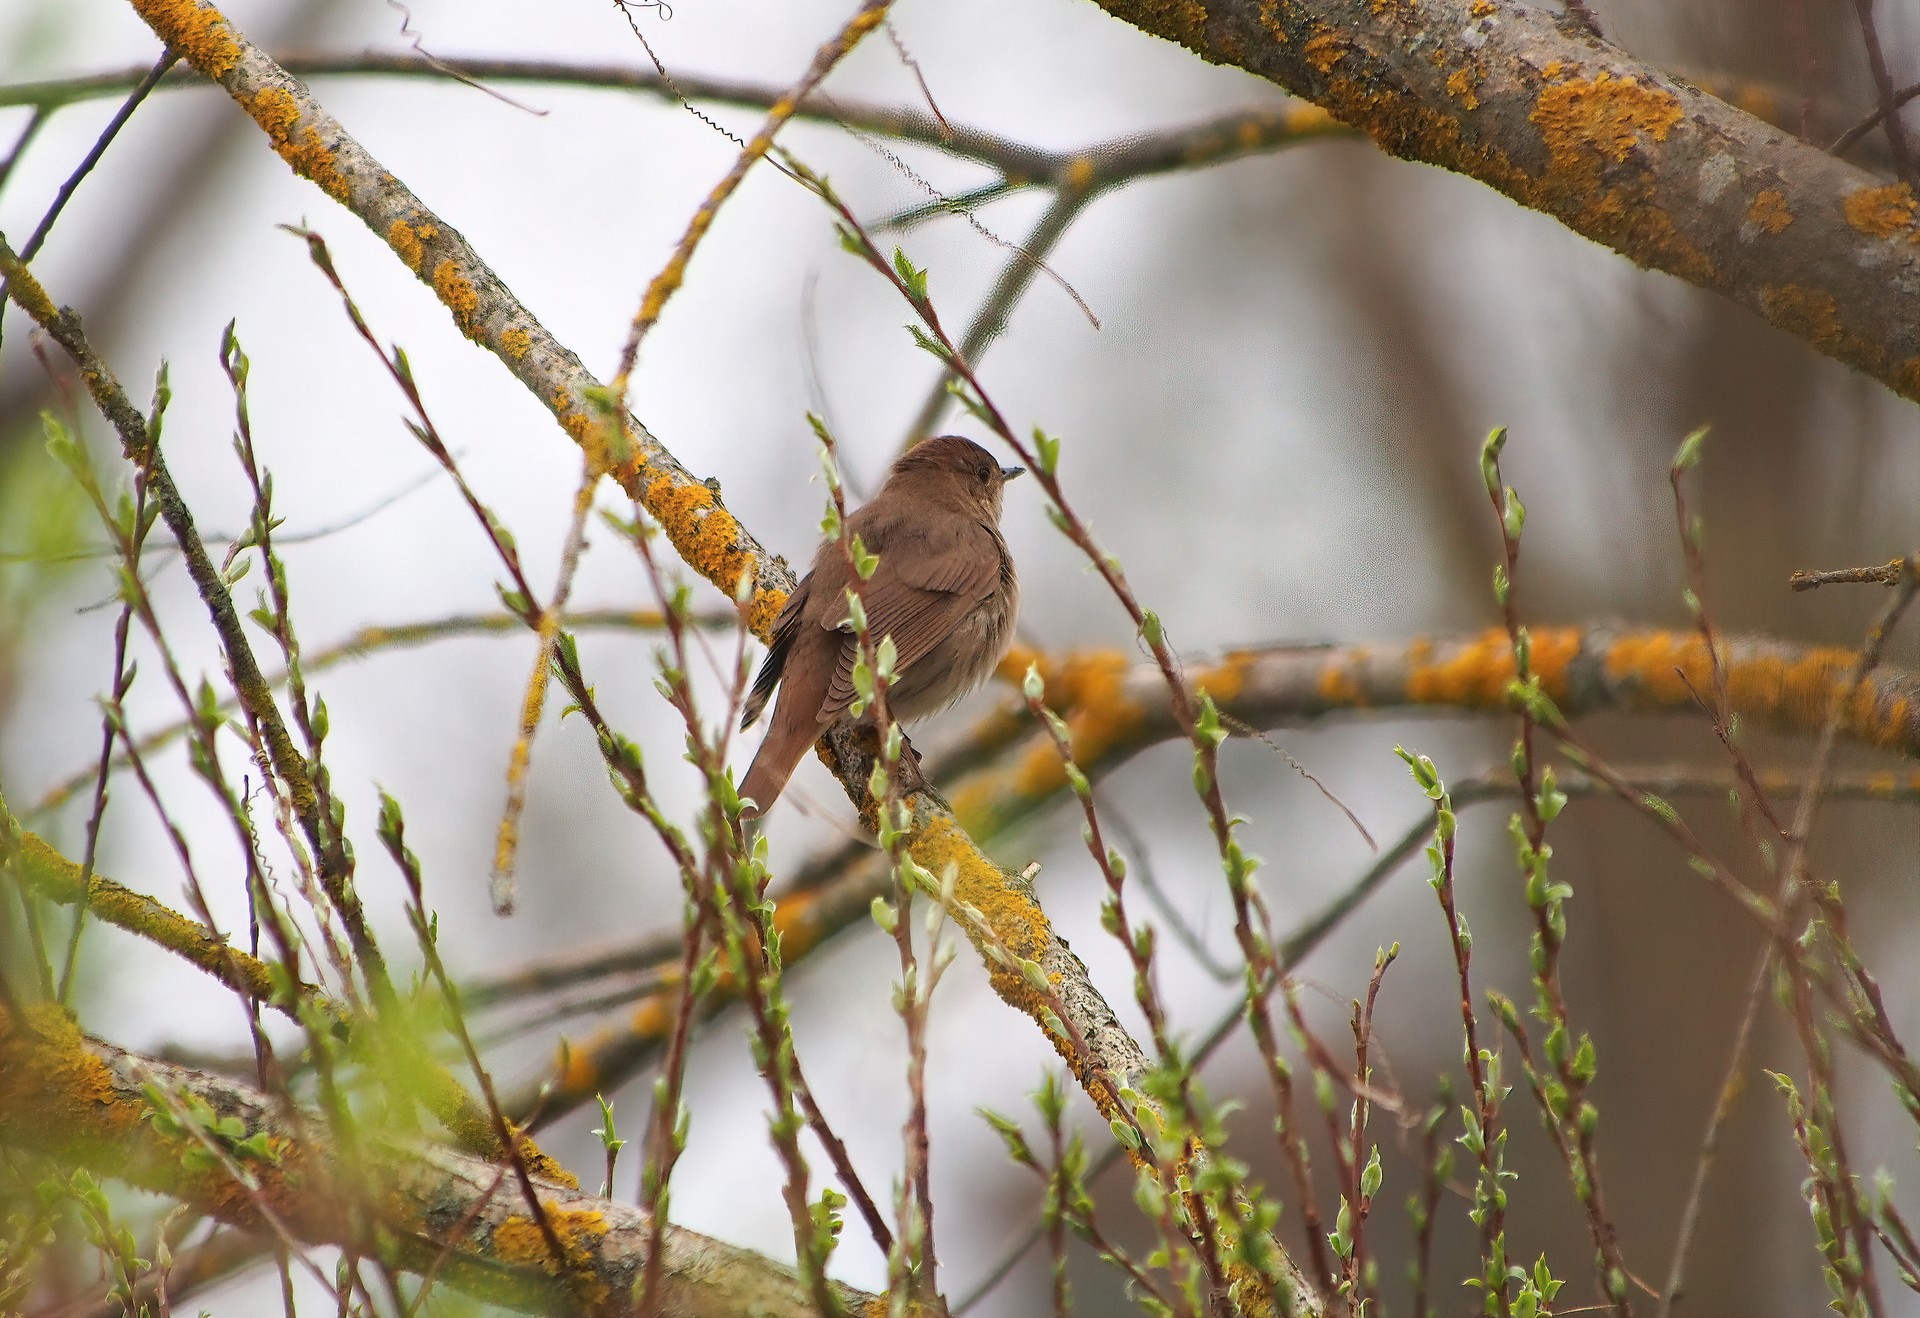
886,434,1024,517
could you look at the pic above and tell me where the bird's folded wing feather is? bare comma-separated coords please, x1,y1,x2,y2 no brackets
740,576,811,729
819,523,1000,720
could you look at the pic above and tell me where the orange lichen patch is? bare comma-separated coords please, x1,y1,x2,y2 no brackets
550,390,593,446
242,85,350,202
1893,358,1920,401
492,1208,610,1275
130,0,241,79
1519,68,1712,281
996,642,1041,684
1064,156,1097,191
1446,68,1481,111
1304,31,1347,75
1195,649,1253,703
0,1003,120,1120
429,259,481,340
1009,738,1072,800
1317,655,1365,707
554,1039,603,1097
1049,649,1145,748
1255,0,1289,45
771,884,831,953
501,325,533,360
0,246,56,325
1761,284,1846,353
1600,631,1708,703
1747,189,1792,235
1525,627,1584,699
1404,628,1516,707
1845,182,1919,238
1532,69,1681,163
910,813,1049,964
387,218,426,272
911,804,1119,1116
1730,646,1858,723
744,584,787,640
624,994,674,1041
514,1131,578,1189
1470,0,1497,13
632,474,768,633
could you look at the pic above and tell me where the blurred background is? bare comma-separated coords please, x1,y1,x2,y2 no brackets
3,0,1919,1313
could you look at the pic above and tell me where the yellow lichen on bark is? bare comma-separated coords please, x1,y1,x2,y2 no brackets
1446,68,1481,111
430,259,481,339
1748,189,1792,235
130,0,241,78
501,326,533,359
1195,649,1253,702
1760,284,1847,353
1403,628,1516,707
1844,183,1919,238
1524,67,1711,282
1316,652,1366,706
490,1209,611,1309
909,812,1050,963
631,473,783,638
241,85,350,202
1303,30,1348,74
906,812,1127,1116
0,1003,121,1120
388,218,427,272
1531,69,1681,164
0,238,59,325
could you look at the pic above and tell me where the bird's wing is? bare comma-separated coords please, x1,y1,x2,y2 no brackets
740,575,811,730
819,523,1001,720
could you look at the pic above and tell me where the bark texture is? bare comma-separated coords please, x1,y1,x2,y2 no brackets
1091,0,1920,402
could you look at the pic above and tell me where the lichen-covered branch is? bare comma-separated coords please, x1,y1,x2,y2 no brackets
504,624,1920,1121
1089,0,1920,403
4,822,342,1031
0,1003,891,1318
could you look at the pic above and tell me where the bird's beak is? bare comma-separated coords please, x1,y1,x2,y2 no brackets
1001,465,1026,481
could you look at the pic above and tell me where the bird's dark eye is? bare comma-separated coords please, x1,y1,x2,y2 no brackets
978,465,994,483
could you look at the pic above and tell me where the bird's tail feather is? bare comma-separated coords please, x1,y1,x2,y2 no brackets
737,724,816,820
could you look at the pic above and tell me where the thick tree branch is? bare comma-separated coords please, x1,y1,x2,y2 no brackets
0,1004,892,1318
1089,0,1920,404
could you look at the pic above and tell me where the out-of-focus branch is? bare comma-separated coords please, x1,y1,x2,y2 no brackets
1090,0,1920,404
29,608,729,816
0,54,1350,199
0,1004,892,1318
3,822,343,1032
499,624,1920,1121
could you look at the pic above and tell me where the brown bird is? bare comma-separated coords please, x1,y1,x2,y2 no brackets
738,435,1023,817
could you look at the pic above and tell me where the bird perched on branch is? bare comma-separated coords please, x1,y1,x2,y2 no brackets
738,434,1024,818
